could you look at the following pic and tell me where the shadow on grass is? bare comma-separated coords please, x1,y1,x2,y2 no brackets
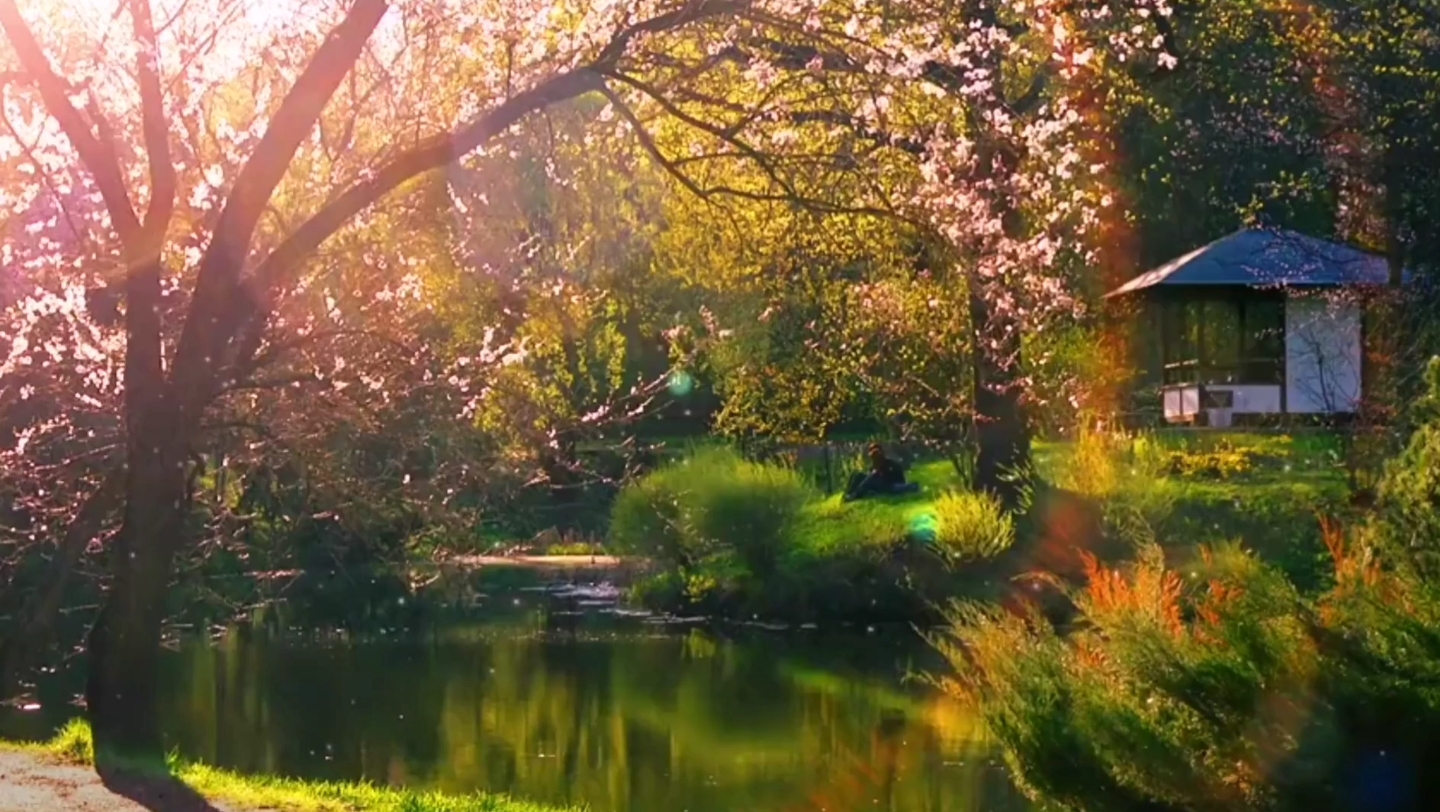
97,762,226,812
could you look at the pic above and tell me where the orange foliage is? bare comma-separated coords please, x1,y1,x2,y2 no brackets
1080,551,1183,637
1194,580,1245,644
1073,637,1109,671
1316,513,1408,623
1319,513,1380,591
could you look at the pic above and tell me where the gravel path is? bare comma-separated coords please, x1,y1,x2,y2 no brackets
0,751,244,812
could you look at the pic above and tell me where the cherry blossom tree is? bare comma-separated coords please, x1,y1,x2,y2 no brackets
606,0,1182,497
0,0,764,759
0,0,1186,759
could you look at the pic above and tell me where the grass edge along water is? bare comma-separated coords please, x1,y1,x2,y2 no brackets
1,718,583,812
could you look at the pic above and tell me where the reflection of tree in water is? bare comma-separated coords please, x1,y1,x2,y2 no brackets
153,623,1029,812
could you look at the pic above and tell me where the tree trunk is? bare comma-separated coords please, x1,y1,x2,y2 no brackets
970,291,1030,508
84,403,188,763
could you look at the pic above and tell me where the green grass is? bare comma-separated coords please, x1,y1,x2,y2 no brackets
4,719,578,812
789,460,968,555
1035,427,1353,588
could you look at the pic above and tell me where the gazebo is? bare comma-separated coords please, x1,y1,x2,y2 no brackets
1107,227,1396,426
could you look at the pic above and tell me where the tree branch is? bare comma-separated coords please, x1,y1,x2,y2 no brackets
593,0,743,65
598,84,712,200
250,65,603,300
604,69,806,200
174,1,746,421
0,0,141,241
173,0,391,422
128,0,175,245
250,0,750,304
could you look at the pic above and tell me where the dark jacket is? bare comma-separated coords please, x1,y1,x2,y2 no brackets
872,456,906,486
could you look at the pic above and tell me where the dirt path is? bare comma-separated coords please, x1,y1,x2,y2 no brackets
0,751,243,812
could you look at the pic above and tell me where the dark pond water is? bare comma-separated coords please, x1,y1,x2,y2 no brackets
2,580,1031,812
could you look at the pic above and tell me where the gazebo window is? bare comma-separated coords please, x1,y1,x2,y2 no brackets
1161,291,1284,385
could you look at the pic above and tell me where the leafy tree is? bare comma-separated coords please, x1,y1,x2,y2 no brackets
441,108,689,491
0,0,760,758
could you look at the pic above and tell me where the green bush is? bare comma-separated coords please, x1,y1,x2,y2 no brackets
930,491,1015,564
611,449,970,621
609,447,810,578
545,541,605,556
608,462,694,567
1162,447,1272,479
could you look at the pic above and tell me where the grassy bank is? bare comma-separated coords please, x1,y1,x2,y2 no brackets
2,719,576,812
610,430,1352,622
609,448,1014,621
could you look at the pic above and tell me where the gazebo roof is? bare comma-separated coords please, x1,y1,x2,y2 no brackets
1105,227,1395,298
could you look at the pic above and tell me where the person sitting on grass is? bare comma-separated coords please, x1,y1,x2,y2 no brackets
843,442,920,502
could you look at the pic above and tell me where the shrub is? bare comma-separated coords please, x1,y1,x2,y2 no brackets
531,528,606,556
1160,442,1288,480
929,491,1015,564
608,447,811,578
1378,358,1440,577
608,459,696,567
935,536,1440,812
1052,423,1171,497
1049,421,1132,498
544,541,603,556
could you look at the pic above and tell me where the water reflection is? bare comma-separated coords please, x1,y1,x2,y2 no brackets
6,598,1030,812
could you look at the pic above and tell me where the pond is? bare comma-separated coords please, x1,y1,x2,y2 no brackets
2,578,1031,812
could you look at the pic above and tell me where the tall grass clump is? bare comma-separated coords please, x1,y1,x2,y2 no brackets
1046,422,1174,550
46,717,94,763
609,447,811,578
929,491,1015,564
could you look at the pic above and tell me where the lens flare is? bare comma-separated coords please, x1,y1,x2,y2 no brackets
667,370,695,397
908,512,938,543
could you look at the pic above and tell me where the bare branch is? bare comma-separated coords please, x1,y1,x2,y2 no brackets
598,84,711,200
594,0,743,65
604,69,804,198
